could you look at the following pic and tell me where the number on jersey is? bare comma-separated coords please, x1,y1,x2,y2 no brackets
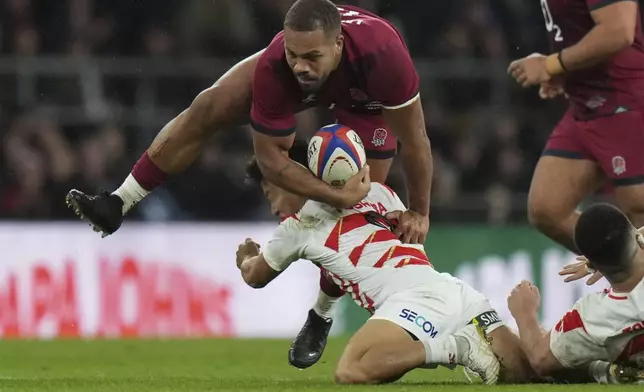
338,7,365,26
540,0,563,42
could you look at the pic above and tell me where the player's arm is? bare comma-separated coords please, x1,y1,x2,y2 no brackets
366,39,433,243
237,248,281,289
508,281,565,376
513,312,565,375
250,59,369,209
236,218,307,288
367,40,432,217
548,0,637,74
382,99,432,218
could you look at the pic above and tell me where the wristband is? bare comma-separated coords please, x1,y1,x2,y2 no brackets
545,52,566,75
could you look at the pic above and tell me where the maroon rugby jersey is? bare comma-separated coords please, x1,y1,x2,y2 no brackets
542,0,644,119
250,5,420,136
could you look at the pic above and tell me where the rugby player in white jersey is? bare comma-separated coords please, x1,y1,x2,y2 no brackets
509,203,644,384
235,140,535,385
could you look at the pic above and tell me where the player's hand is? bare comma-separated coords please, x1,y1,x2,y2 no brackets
385,210,429,244
236,238,260,269
508,53,551,88
539,76,566,99
558,256,604,285
507,280,541,316
333,165,371,208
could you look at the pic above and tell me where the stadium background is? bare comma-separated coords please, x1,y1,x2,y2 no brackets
0,0,622,340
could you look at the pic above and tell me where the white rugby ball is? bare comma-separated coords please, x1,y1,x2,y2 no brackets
308,124,366,187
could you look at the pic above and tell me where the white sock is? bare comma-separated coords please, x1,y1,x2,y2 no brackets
422,335,460,366
112,174,150,215
312,290,340,320
589,361,611,384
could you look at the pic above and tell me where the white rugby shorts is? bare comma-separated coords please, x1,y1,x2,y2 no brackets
370,278,504,340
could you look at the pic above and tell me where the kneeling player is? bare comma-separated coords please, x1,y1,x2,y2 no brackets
509,203,644,384
236,141,534,384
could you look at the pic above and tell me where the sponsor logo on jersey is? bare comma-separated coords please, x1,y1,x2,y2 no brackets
612,156,626,176
372,128,387,147
352,200,387,215
399,308,439,338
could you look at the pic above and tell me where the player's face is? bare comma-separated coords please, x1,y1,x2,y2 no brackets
261,181,305,218
283,27,343,93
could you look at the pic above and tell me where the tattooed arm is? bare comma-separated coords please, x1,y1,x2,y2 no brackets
251,132,369,208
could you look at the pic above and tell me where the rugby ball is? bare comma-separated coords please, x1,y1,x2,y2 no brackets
308,124,366,187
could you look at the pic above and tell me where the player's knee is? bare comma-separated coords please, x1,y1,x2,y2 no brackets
334,364,380,385
527,192,568,233
527,204,558,234
334,366,366,384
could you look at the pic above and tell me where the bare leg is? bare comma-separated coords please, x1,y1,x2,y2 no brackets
335,320,425,384
148,50,263,174
528,156,605,252
614,183,644,228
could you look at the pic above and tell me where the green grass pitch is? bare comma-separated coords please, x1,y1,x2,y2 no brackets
0,338,639,391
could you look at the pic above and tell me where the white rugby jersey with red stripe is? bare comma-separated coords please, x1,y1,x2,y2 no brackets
549,278,644,368
262,183,442,314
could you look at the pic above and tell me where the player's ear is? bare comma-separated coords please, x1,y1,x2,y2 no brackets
636,232,644,249
335,34,344,52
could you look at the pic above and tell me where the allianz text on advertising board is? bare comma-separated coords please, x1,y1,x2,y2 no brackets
0,223,320,339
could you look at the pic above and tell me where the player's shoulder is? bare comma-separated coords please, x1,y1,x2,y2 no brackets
261,31,286,62
368,182,397,200
256,32,290,77
571,288,637,330
339,6,406,58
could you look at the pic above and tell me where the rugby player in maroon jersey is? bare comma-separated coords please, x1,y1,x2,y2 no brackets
508,0,644,255
67,0,433,369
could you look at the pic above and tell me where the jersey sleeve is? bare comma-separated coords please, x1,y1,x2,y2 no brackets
262,217,309,272
586,0,634,11
364,39,420,110
250,55,297,137
549,305,608,368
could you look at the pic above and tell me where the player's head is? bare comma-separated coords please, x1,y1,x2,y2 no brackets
246,139,309,218
283,0,343,93
573,203,644,283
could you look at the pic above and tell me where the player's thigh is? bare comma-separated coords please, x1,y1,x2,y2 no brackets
334,109,395,183
487,326,536,383
530,111,605,220
583,110,644,225
205,49,265,128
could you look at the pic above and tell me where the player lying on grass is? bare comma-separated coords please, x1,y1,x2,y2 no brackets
508,203,644,384
235,140,537,385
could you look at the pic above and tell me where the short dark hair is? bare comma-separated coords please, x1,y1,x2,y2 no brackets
574,203,637,281
245,139,310,184
284,0,341,35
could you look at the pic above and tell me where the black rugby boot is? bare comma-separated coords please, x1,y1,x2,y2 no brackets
288,309,333,369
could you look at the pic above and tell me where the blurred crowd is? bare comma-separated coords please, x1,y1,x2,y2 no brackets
0,0,583,223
